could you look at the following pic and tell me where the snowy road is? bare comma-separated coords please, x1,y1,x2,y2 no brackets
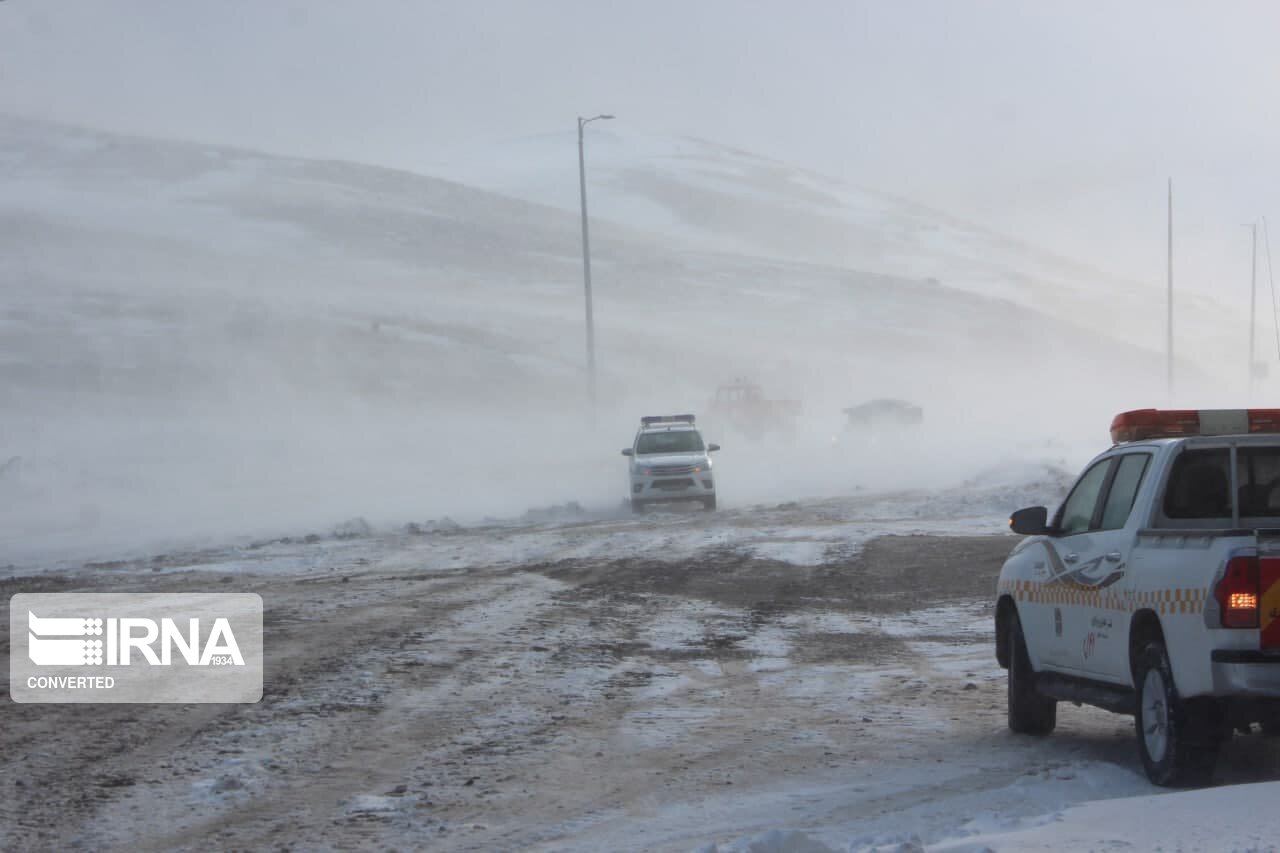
5,502,1280,851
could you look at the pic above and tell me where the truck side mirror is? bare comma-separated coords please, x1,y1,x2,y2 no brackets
707,443,720,452
621,448,634,457
1009,506,1050,535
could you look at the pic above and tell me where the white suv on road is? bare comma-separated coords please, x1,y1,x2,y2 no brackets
622,414,720,513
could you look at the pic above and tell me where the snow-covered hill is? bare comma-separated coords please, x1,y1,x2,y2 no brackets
0,116,1223,556
434,129,1247,362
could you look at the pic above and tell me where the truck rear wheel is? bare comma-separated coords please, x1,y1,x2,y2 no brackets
630,499,646,514
1007,611,1056,735
1134,641,1219,786
702,496,717,512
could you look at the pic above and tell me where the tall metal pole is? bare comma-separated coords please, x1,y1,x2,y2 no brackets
1167,178,1174,401
1250,222,1258,401
576,114,614,417
577,117,597,415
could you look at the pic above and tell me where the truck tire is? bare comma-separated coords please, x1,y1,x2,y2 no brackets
702,496,717,512
631,499,646,514
1007,612,1057,734
1134,641,1219,786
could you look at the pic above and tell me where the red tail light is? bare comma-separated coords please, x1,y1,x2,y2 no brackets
1215,556,1260,628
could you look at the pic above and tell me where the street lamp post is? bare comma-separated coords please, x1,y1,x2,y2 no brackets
578,113,613,416
1246,221,1258,401
1167,178,1174,401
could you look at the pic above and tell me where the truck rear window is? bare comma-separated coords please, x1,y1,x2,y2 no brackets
1236,447,1280,517
1163,447,1280,519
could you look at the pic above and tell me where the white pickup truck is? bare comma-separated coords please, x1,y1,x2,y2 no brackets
996,408,1280,786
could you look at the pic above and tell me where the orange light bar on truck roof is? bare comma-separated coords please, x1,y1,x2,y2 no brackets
1110,408,1280,443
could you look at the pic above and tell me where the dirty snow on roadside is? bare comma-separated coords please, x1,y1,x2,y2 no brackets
1,459,1074,578
14,462,1278,852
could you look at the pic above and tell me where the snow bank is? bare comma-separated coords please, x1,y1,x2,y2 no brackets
708,780,1280,852
931,780,1280,852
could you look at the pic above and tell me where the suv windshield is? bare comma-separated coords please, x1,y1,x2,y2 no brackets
636,430,705,455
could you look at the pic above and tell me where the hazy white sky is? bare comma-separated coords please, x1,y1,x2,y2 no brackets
3,1,1279,299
